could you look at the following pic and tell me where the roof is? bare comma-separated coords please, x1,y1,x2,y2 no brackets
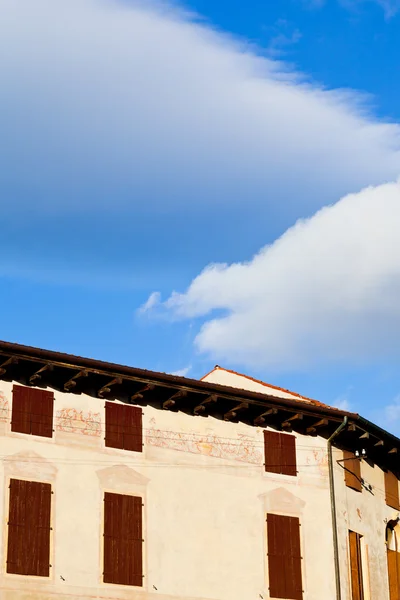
0,339,398,475
201,365,332,409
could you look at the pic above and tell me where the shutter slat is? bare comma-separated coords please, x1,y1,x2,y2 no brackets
124,406,143,453
105,402,124,449
387,549,399,600
385,471,400,510
349,531,363,600
281,433,297,477
31,390,54,438
344,452,362,492
267,513,303,600
104,492,143,586
7,479,51,576
11,386,31,434
264,431,282,474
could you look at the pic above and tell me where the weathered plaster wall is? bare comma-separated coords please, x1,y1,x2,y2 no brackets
334,452,399,600
0,380,335,600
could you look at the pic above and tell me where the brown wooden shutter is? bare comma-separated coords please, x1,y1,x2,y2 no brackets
11,385,53,438
267,513,303,600
104,492,143,586
387,549,400,600
385,471,400,510
105,402,124,449
11,385,31,434
7,479,51,576
349,531,364,600
344,451,362,492
281,433,297,476
123,406,143,453
264,431,281,474
31,389,53,438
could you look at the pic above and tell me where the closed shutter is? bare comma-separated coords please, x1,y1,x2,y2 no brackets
11,385,53,438
267,513,303,600
104,492,143,586
385,471,400,510
349,531,364,600
105,402,143,452
105,402,124,449
11,386,31,434
264,431,297,476
344,451,362,492
264,431,281,474
281,433,297,477
387,549,400,600
7,479,51,576
123,406,142,453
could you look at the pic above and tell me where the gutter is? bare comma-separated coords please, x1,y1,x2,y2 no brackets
328,416,348,600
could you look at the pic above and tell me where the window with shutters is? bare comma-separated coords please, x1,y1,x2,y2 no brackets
343,451,362,492
11,385,53,438
105,402,142,452
103,492,143,586
349,531,364,600
385,471,400,510
266,513,303,600
7,479,52,577
264,430,297,476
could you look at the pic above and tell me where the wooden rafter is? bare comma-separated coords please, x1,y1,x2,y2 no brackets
131,383,155,403
64,370,89,391
29,363,54,385
98,377,122,399
282,413,303,429
254,408,278,426
163,389,187,410
194,394,218,415
306,418,328,435
0,356,18,377
224,402,249,421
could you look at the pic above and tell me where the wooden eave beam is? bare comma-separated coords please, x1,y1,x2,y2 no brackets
29,363,54,385
282,413,303,429
64,369,89,391
224,402,249,421
0,356,18,377
254,408,278,426
194,394,218,415
131,383,155,403
359,431,369,440
163,389,187,410
306,418,328,435
389,448,398,455
374,440,384,447
98,377,123,398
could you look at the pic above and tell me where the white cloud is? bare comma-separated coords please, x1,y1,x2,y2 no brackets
144,180,400,370
1,0,400,223
170,365,192,377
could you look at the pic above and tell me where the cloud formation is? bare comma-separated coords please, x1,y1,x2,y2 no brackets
1,0,400,224
144,181,400,371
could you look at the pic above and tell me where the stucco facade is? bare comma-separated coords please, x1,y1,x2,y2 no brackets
0,360,398,600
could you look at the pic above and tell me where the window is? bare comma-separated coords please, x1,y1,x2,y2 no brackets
11,385,53,438
385,471,400,510
7,479,52,576
264,430,297,476
266,513,303,600
349,531,364,600
103,492,143,586
343,451,362,492
105,402,142,452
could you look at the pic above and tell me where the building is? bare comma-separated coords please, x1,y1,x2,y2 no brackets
0,341,399,600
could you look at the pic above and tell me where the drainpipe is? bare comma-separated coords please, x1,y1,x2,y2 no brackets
328,416,348,600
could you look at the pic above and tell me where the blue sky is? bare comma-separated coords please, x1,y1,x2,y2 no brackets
1,0,400,433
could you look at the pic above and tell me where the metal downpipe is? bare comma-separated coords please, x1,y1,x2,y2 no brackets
328,416,348,600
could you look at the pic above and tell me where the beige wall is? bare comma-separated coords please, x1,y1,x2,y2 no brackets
334,449,399,600
1,377,395,600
